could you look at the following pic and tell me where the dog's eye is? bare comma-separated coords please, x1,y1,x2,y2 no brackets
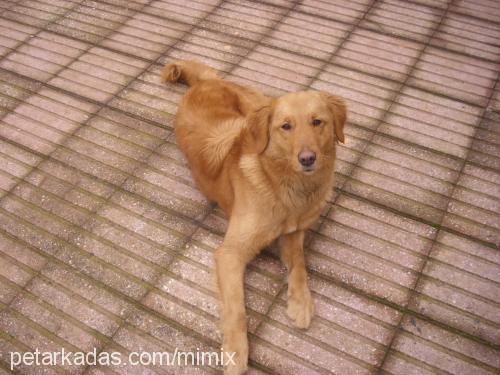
281,123,292,130
312,119,322,126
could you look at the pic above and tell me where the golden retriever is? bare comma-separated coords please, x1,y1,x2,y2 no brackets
162,60,346,374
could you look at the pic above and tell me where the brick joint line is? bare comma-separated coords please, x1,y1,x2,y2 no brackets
376,17,500,375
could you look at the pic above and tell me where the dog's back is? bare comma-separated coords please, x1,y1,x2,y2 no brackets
162,61,268,214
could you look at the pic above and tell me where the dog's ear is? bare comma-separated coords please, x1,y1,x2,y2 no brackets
321,92,347,144
242,105,273,154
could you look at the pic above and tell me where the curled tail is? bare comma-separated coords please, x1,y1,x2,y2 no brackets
162,60,219,87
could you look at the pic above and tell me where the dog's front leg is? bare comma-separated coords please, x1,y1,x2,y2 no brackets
280,230,314,329
215,242,255,375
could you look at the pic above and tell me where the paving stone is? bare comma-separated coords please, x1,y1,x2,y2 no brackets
343,169,447,224
410,231,500,344
63,135,144,176
231,48,321,93
10,293,103,352
34,158,116,200
311,194,435,306
228,74,288,97
1,86,99,156
379,86,482,159
408,47,498,107
121,176,208,220
0,253,35,289
101,13,184,61
333,28,424,82
0,67,42,95
0,309,85,374
0,19,37,58
147,0,217,25
181,27,253,65
249,339,324,375
47,1,135,43
433,229,500,268
362,0,442,42
116,65,185,121
383,315,499,374
50,48,147,102
2,1,62,28
49,146,127,187
0,194,81,242
97,106,168,140
0,0,16,11
264,11,350,61
0,338,59,374
41,261,135,319
0,153,32,183
311,67,397,131
26,276,120,336
146,152,195,189
442,209,499,247
109,96,174,129
454,165,500,214
125,303,218,356
97,203,181,245
450,0,500,24
256,320,371,374
55,242,149,301
468,118,500,170
298,0,371,24
1,112,66,154
274,274,402,367
209,0,285,39
142,289,219,344
431,13,500,62
11,181,92,226
1,25,86,78
72,222,164,283
111,324,219,373
0,230,47,274
0,208,66,259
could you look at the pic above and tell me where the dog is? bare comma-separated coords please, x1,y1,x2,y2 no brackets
162,60,346,374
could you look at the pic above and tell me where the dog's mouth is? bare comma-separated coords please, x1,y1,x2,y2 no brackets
301,166,316,174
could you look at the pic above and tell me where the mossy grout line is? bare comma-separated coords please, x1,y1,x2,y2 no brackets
72,1,231,371
377,66,500,371
0,53,496,160
1,4,498,105
0,0,166,343
0,128,497,252
372,1,462,369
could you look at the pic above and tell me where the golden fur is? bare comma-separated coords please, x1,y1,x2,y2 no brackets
162,60,346,374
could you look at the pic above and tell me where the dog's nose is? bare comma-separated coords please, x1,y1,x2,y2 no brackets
298,150,316,167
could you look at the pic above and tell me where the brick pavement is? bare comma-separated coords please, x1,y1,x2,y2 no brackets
0,0,498,374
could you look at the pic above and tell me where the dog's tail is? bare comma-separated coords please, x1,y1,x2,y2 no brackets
162,60,219,87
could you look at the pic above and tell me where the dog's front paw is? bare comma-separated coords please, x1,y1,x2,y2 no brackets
287,286,314,329
223,332,248,375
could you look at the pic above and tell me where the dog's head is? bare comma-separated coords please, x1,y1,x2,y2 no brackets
244,91,346,174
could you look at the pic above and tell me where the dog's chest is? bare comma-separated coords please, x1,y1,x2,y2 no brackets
280,198,323,234
282,216,300,234
278,178,328,233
